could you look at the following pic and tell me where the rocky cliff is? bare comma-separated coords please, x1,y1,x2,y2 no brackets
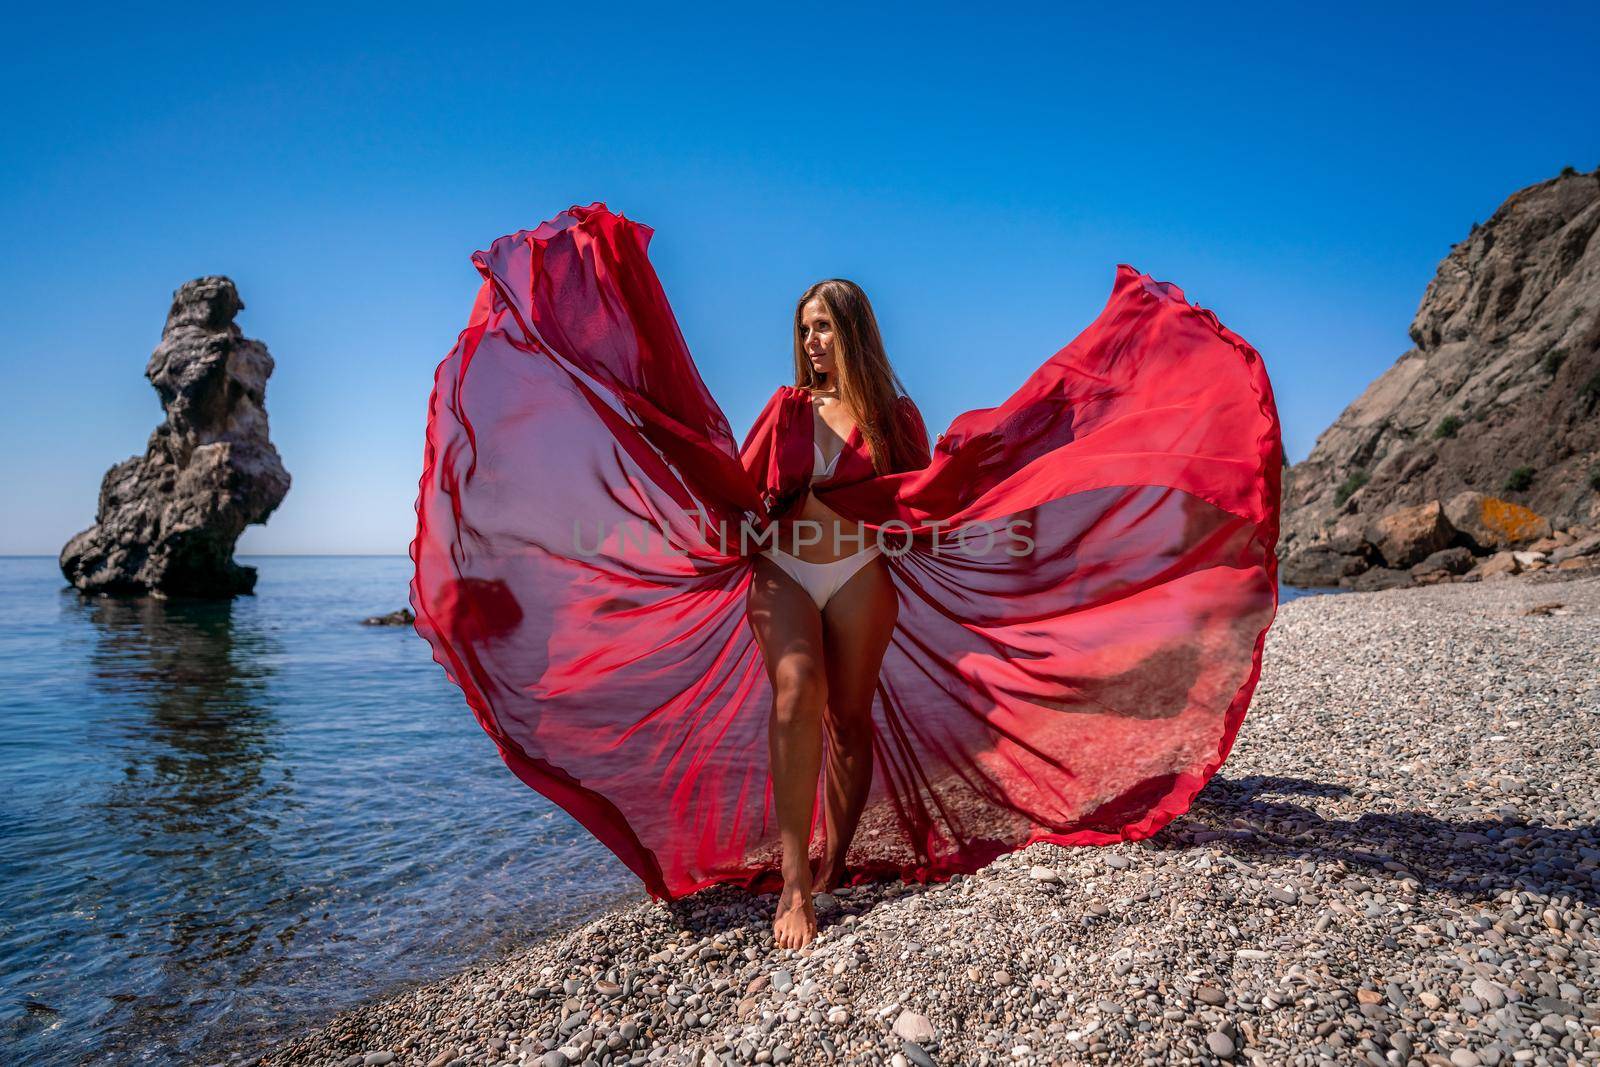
1280,167,1600,586
60,276,291,596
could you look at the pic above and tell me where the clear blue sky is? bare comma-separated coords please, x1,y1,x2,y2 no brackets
3,4,1595,555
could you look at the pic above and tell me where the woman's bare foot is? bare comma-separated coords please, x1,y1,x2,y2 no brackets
811,854,847,895
772,882,817,949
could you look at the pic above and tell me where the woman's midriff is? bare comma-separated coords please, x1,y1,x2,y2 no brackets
769,487,874,563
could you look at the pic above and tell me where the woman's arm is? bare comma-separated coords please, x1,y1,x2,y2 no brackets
738,386,793,467
896,394,933,471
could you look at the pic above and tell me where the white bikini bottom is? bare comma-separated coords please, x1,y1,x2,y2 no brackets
760,544,884,611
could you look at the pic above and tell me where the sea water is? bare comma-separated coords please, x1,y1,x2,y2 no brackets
0,556,640,1065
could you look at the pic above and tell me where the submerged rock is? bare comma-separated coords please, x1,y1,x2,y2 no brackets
362,609,416,626
60,276,290,597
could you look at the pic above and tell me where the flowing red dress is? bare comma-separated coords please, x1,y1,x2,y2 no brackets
409,202,1282,902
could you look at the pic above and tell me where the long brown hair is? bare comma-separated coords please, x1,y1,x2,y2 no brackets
793,279,921,474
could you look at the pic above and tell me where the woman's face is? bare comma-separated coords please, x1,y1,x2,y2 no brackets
800,298,836,380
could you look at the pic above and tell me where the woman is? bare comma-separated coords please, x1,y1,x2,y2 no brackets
746,280,934,947
410,203,1282,951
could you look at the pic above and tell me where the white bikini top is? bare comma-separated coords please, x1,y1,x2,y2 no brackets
813,439,843,479
806,441,844,476
812,407,848,480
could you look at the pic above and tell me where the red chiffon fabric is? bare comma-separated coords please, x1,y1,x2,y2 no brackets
409,203,1282,901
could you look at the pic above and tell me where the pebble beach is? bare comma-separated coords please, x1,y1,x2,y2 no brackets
255,570,1600,1067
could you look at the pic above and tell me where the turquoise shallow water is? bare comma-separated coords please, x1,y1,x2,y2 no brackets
0,555,1330,1065
0,556,640,1066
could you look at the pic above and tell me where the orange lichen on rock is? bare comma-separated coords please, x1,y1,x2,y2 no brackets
1477,496,1550,545
1444,490,1552,551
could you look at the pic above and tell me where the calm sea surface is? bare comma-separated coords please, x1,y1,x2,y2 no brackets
0,555,1332,1065
0,556,641,1066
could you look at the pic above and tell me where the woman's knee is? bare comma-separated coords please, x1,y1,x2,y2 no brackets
771,660,827,726
824,699,876,749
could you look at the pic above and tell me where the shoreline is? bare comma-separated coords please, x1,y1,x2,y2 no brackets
252,570,1599,1067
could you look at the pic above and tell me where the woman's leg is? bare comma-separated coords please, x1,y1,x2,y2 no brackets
746,554,828,949
814,554,899,893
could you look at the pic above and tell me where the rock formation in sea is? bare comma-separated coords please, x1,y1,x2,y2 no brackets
60,276,291,597
1280,166,1600,587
